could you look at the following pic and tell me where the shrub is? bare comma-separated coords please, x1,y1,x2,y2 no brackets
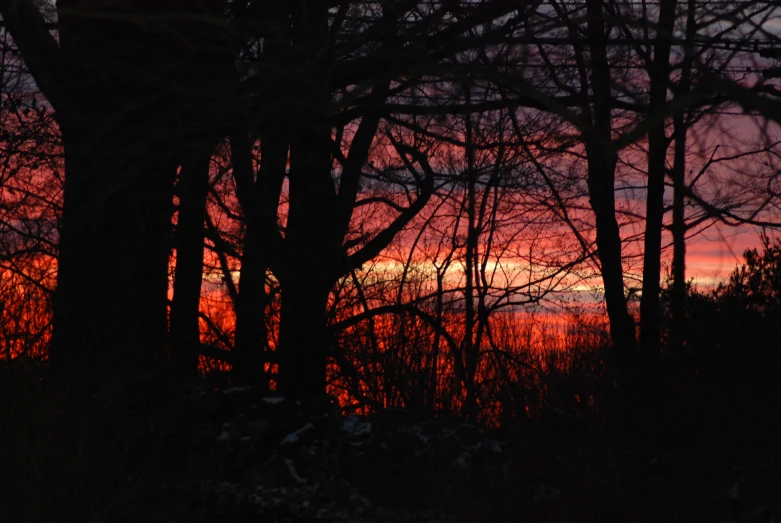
682,234,781,374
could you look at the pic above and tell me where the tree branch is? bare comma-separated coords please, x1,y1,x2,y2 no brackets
0,0,63,111
341,139,435,275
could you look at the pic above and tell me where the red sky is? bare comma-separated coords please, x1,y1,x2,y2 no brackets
686,224,777,287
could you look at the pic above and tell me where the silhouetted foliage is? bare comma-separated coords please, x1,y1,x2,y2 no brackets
720,235,781,317
669,235,781,374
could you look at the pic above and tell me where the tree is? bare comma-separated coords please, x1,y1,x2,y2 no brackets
639,0,677,356
0,25,60,361
0,0,234,390
505,0,781,363
508,0,640,358
169,146,215,380
223,0,533,398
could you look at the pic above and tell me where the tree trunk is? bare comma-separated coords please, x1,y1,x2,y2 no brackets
271,1,337,399
671,0,696,353
463,98,479,422
46,0,231,393
170,148,213,380
49,6,185,389
230,133,265,387
231,3,301,387
51,126,176,389
276,125,336,398
233,215,269,386
276,279,331,399
640,121,668,357
640,125,669,356
585,0,636,360
274,119,336,398
640,0,676,356
588,149,636,359
670,115,687,352
231,107,287,386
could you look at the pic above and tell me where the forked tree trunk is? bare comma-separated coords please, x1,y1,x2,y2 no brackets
259,1,421,399
47,0,229,391
231,8,290,387
230,133,267,387
232,134,287,386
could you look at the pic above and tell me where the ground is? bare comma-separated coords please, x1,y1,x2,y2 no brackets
2,361,780,522
129,372,781,522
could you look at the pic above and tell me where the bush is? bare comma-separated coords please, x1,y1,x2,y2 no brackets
682,234,781,374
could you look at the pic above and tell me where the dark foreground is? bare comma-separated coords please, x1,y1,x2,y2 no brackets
1,360,780,523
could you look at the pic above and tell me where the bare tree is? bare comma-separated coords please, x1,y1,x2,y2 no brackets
1,0,235,391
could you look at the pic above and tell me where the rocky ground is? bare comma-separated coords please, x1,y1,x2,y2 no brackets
118,375,781,523
3,365,780,523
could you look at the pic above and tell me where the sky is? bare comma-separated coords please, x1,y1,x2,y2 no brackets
686,223,776,287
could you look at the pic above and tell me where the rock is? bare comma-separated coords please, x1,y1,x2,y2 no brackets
221,448,239,476
371,408,416,435
236,436,255,460
240,451,304,488
248,418,271,438
229,423,243,443
257,396,301,425
426,434,463,469
193,428,217,448
241,464,278,486
293,444,320,478
386,428,426,457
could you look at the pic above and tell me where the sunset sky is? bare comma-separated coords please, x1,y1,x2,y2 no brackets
686,223,776,286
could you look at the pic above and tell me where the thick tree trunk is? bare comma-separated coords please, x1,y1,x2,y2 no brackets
51,126,176,388
276,126,336,398
271,1,337,399
275,123,336,398
230,23,290,388
640,0,676,356
170,149,213,380
50,6,176,387
276,279,331,399
49,0,228,392
233,218,268,385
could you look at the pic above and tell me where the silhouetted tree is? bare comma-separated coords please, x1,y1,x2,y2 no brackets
0,26,60,360
170,147,215,380
224,0,532,398
509,0,781,363
0,0,233,390
639,0,677,356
